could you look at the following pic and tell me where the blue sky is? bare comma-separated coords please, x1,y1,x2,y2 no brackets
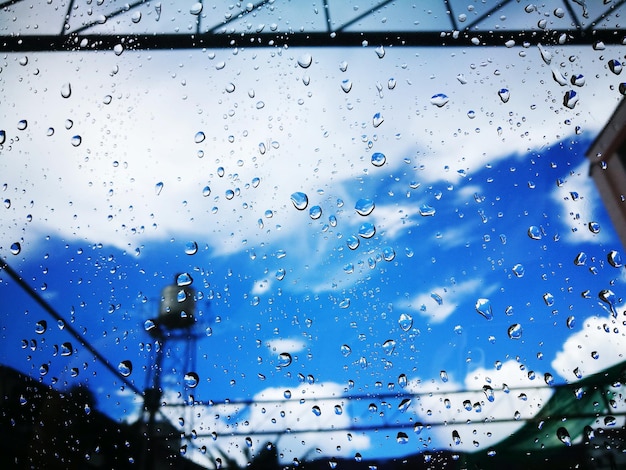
2,36,626,466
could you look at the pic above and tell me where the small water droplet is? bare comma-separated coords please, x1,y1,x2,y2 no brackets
155,182,164,195
543,292,555,307
563,90,578,109
607,250,622,268
290,192,308,210
588,221,600,233
527,225,542,240
382,246,396,261
118,360,133,377
17,120,27,130
419,204,436,216
574,251,587,266
0,130,5,144
566,316,576,329
71,135,82,147
340,344,352,357
375,45,385,58
355,198,375,216
346,235,360,250
440,370,449,382
176,272,193,286
311,405,321,416
475,298,493,321
275,268,286,281
309,205,322,219
341,79,352,93
512,264,525,278
339,298,350,309
430,93,449,107
498,88,510,103
10,242,21,255
372,112,384,128
396,432,409,444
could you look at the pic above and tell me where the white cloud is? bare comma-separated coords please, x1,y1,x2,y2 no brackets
406,360,553,452
551,314,626,382
400,279,496,323
550,161,611,244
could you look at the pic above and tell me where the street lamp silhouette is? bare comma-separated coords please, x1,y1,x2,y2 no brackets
143,275,196,469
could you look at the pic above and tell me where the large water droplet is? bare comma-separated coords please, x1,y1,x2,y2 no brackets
185,241,198,255
118,360,133,377
440,370,449,382
194,131,205,143
277,352,292,368
475,298,493,320
483,385,495,402
346,235,360,250
507,323,523,340
498,88,510,103
35,320,47,334
0,130,5,145
340,344,352,357
430,93,449,107
190,2,203,15
61,82,71,98
527,225,542,240
607,250,622,268
543,292,555,306
309,205,322,219
177,272,193,286
574,251,587,266
184,372,199,388
297,53,313,69
341,79,352,93
398,313,413,331
588,221,601,233
290,192,308,210
372,112,384,128
563,90,578,109
10,242,21,255
599,289,617,316
355,198,375,216
382,339,396,354
371,152,386,167
375,45,385,58
71,135,82,147
155,182,164,195
419,204,436,216
358,222,376,238
609,59,622,75
557,427,571,446
396,432,409,444
311,405,321,416
512,264,525,278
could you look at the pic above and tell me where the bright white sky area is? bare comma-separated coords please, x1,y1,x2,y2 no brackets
1,2,626,468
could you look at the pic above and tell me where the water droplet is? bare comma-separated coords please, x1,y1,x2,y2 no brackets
419,204,436,216
61,82,71,98
507,323,523,340
71,135,82,147
527,225,542,240
346,235,360,250
544,373,554,386
309,205,322,220
372,112,384,128
39,364,48,376
144,319,157,332
340,344,352,357
430,93,449,107
557,427,571,446
184,372,199,388
194,131,205,143
543,292,555,307
498,88,510,103
155,182,164,195
571,74,585,86
607,250,622,268
202,185,211,197
176,272,193,286
118,360,132,377
467,110,476,119
185,241,198,255
371,152,386,167
396,432,409,444
275,268,286,281
609,59,622,75
355,198,375,216
35,320,47,334
382,247,396,261
290,192,308,210
440,370,449,382
512,264,525,278
398,313,413,332
10,242,21,255
311,405,321,416
375,45,385,58
297,53,312,69
483,385,495,402
382,339,396,355
563,90,578,109
277,352,292,368
475,298,493,320
574,252,587,266
566,316,576,329
113,43,124,56
17,120,27,130
358,222,376,238
190,2,203,15
340,79,352,93
339,298,350,309
0,130,5,144
131,11,141,23
588,221,600,233
599,289,617,316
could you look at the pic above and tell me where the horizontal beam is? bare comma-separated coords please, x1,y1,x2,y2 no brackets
1,29,624,52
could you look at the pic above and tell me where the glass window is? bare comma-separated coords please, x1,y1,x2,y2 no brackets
1,2,625,469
